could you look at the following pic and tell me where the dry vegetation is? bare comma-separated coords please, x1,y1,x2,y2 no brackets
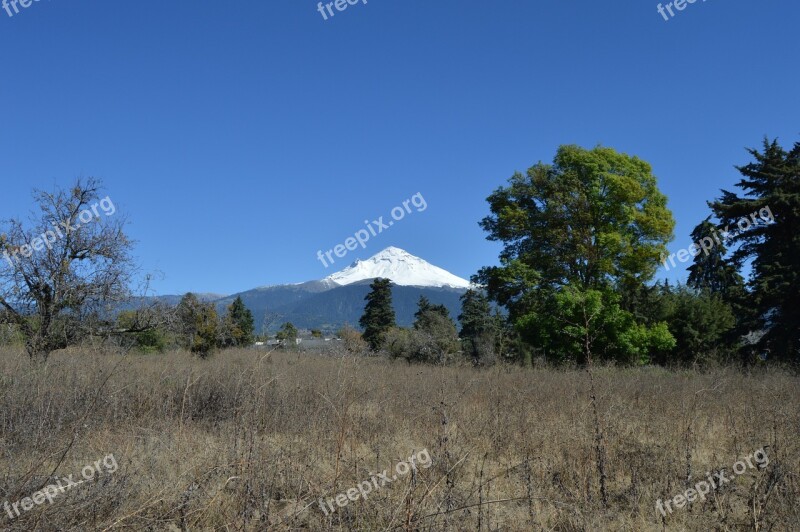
0,345,798,531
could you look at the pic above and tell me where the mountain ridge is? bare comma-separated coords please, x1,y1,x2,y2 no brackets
142,248,470,333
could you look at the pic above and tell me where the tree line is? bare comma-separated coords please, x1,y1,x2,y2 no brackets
358,139,799,366
2,137,797,365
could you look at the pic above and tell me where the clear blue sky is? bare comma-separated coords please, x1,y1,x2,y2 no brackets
1,0,797,295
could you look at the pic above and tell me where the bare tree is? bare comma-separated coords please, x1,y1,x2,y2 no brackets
0,178,134,361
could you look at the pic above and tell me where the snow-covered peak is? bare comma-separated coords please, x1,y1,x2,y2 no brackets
323,247,471,289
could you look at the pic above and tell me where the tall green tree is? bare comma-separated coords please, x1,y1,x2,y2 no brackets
220,296,255,347
686,217,751,351
476,145,676,364
687,217,745,296
458,289,496,363
710,138,800,362
478,145,674,295
359,278,396,351
176,293,218,357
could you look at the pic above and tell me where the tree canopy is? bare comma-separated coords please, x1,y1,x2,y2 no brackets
475,145,676,365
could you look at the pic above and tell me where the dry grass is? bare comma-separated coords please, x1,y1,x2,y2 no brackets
0,345,797,531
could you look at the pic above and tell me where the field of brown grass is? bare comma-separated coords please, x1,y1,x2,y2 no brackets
0,346,797,531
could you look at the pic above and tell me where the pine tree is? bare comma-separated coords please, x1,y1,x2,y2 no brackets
687,217,751,352
359,278,396,351
458,289,495,362
223,296,255,347
458,289,493,339
413,295,450,331
687,217,744,295
710,138,800,362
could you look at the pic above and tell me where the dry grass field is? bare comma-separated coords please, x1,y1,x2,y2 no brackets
0,346,798,531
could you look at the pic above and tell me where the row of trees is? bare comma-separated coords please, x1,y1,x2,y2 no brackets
357,139,799,366
359,280,461,364
472,140,798,366
118,294,256,356
357,278,516,365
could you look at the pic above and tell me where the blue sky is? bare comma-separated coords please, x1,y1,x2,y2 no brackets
0,0,797,295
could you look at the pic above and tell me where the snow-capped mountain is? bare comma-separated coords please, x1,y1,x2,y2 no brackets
323,247,471,289
158,247,471,332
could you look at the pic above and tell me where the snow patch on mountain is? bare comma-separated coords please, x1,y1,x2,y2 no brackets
323,247,471,289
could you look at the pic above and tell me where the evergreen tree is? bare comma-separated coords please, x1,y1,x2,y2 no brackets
359,278,396,351
710,138,800,362
687,217,751,352
413,296,450,331
640,284,736,365
687,217,745,296
221,296,255,347
458,289,495,363
458,290,493,338
276,322,298,346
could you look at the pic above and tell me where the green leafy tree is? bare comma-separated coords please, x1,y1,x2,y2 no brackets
359,278,396,351
476,145,676,364
710,138,800,362
176,293,218,357
520,286,674,366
